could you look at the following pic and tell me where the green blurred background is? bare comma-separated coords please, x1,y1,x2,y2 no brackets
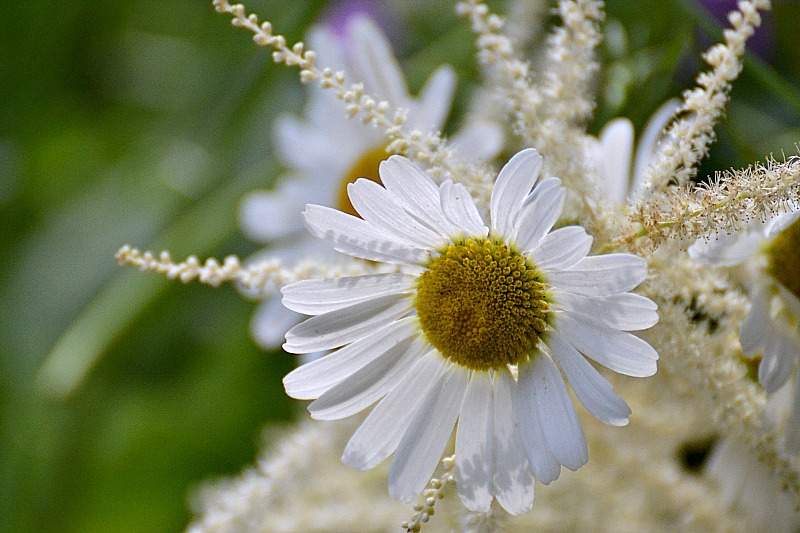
1,1,799,531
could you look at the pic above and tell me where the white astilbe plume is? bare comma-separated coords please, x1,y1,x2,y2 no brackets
619,153,800,253
641,0,772,192
187,420,414,533
457,0,602,197
503,0,549,50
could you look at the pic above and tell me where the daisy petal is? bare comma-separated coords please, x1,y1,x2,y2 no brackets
759,325,798,394
455,371,494,513
687,231,764,267
309,336,427,420
379,156,463,237
558,314,658,377
513,178,565,252
273,114,340,173
440,180,489,239
389,361,468,503
548,253,647,296
764,209,800,239
306,26,345,82
348,178,445,249
282,273,416,315
414,65,456,132
529,225,593,270
547,331,631,426
555,291,659,331
283,294,413,354
493,370,535,515
491,148,543,237
515,361,561,484
596,118,634,204
450,121,504,163
525,352,588,471
283,317,418,399
349,16,408,106
739,285,771,356
304,204,428,265
631,99,680,198
343,351,444,471
239,187,305,242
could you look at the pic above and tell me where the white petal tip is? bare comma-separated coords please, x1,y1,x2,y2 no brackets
281,341,302,355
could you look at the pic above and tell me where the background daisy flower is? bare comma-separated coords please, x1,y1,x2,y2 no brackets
280,148,659,513
238,15,501,353
705,387,800,533
689,207,800,449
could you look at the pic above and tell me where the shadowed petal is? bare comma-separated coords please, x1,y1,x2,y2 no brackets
516,357,561,484
548,253,647,297
455,371,494,512
309,335,427,419
557,313,658,377
440,180,488,239
525,353,588,471
547,331,631,426
283,317,418,399
493,369,535,514
283,294,413,354
282,273,416,315
343,350,444,471
304,204,429,265
513,178,565,252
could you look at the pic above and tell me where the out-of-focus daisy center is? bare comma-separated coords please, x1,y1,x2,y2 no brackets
416,238,550,371
337,145,390,217
766,216,800,301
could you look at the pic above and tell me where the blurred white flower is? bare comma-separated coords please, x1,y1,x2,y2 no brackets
239,15,501,354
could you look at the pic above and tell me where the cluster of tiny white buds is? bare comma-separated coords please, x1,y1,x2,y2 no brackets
213,1,317,78
457,0,536,107
116,245,242,287
401,456,456,533
115,245,377,294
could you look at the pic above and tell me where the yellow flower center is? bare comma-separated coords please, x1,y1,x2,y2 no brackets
766,216,800,302
416,238,550,371
336,145,390,217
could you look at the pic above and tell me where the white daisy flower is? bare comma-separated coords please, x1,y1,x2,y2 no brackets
239,15,502,352
689,207,800,449
280,148,659,514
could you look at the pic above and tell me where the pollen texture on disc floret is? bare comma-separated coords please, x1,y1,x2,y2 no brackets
416,237,550,371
